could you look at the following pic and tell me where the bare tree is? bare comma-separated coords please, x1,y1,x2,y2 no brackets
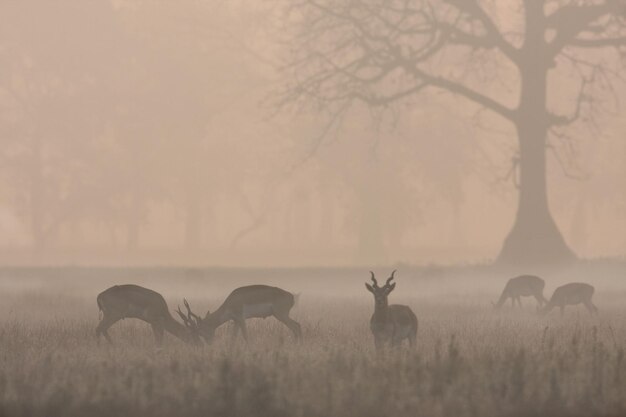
0,0,125,258
117,0,274,254
277,0,626,264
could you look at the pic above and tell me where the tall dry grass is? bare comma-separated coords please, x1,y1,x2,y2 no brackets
1,262,625,417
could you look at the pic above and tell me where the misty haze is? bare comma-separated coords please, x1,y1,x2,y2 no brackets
0,1,625,416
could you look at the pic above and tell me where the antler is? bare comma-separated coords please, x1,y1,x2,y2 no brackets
176,305,193,328
370,271,379,288
184,299,202,325
176,299,201,328
385,270,396,287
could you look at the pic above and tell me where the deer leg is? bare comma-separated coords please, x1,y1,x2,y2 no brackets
511,297,515,308
151,324,165,346
224,321,239,349
235,318,248,343
373,336,383,352
96,315,120,345
392,331,405,348
275,313,302,341
408,324,418,348
560,306,565,316
408,332,416,348
231,321,240,340
390,326,403,348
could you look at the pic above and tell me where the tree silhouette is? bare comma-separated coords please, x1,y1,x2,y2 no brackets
277,0,626,264
0,0,124,258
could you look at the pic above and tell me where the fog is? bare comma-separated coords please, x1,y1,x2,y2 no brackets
2,3,626,416
1,0,625,267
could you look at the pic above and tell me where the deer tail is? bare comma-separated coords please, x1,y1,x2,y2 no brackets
97,295,104,320
293,292,301,307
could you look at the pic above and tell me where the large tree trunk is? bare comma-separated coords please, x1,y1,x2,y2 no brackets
497,52,576,265
498,123,575,265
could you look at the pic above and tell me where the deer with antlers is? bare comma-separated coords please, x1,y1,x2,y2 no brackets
365,270,417,350
96,284,201,346
178,285,301,344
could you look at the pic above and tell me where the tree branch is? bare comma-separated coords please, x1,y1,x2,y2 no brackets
442,0,519,62
547,0,626,54
408,66,515,121
569,36,626,48
549,77,589,127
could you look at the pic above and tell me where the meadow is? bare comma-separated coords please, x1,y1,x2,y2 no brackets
1,261,625,417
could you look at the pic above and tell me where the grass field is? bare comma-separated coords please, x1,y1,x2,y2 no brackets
1,261,625,417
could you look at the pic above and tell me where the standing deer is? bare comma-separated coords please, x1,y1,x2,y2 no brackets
365,270,417,350
541,282,598,316
96,284,201,346
493,275,548,310
186,285,301,343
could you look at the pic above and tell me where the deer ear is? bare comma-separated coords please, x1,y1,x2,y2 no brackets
386,283,396,293
365,283,374,293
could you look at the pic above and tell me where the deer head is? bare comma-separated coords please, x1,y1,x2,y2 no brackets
179,300,221,344
365,270,397,307
176,299,204,344
198,309,219,344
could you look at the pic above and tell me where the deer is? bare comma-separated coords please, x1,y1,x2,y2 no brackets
96,284,202,346
492,275,548,310
185,285,301,343
540,282,598,316
365,270,417,350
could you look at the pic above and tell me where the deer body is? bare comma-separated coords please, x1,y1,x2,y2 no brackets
366,271,417,350
198,285,301,343
494,275,547,309
96,284,199,346
542,282,598,315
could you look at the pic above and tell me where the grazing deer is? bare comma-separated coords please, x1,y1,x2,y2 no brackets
541,282,598,316
493,275,548,310
186,285,301,343
365,270,417,350
96,284,201,346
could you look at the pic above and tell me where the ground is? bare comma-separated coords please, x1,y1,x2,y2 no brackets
0,261,625,417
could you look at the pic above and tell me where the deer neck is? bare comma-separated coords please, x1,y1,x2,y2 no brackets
373,299,389,323
162,314,193,343
206,307,232,329
495,290,508,308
